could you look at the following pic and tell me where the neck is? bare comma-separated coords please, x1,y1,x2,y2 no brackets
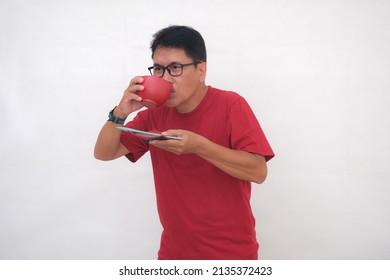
176,84,208,113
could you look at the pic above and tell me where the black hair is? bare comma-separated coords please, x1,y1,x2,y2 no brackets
150,25,207,62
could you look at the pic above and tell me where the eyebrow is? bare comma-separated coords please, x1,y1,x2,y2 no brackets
153,61,182,67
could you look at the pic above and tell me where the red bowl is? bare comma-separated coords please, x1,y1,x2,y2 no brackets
138,76,173,108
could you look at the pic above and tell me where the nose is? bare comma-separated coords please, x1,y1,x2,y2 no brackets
161,70,174,84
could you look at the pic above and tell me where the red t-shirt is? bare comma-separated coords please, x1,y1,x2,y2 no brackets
120,86,274,259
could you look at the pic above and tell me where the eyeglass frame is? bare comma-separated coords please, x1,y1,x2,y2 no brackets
147,61,201,78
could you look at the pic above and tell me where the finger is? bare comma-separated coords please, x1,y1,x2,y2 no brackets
149,139,166,147
128,92,142,102
150,138,176,147
129,76,144,86
161,129,183,137
124,84,144,98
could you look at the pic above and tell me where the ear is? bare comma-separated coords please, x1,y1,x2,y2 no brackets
198,62,207,83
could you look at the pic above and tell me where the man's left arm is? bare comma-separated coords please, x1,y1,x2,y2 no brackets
150,129,267,184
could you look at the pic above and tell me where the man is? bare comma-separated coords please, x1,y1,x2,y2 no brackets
94,25,274,260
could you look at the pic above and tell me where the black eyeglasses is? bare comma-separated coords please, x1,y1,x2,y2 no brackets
148,62,201,77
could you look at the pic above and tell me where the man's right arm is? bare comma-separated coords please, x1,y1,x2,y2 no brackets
94,114,130,161
94,76,145,161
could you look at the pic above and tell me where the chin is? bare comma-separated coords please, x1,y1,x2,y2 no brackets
164,98,176,108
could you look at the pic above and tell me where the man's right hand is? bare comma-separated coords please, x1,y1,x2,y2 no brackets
115,76,145,118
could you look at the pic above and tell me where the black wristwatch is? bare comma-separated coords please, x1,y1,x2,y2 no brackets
108,107,126,124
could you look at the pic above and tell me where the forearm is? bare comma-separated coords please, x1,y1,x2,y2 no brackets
196,138,267,184
94,121,124,161
151,129,268,183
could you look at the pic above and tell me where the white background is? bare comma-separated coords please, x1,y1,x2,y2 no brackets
1,0,389,259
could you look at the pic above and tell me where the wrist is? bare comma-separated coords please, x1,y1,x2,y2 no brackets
108,106,127,124
113,106,128,119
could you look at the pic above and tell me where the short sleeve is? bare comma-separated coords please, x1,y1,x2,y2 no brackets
228,97,274,161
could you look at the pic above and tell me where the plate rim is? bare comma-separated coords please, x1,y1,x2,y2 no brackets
116,126,182,140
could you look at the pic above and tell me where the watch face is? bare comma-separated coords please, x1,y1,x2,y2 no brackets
116,127,182,141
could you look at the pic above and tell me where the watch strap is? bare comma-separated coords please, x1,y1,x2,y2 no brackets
108,107,126,124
